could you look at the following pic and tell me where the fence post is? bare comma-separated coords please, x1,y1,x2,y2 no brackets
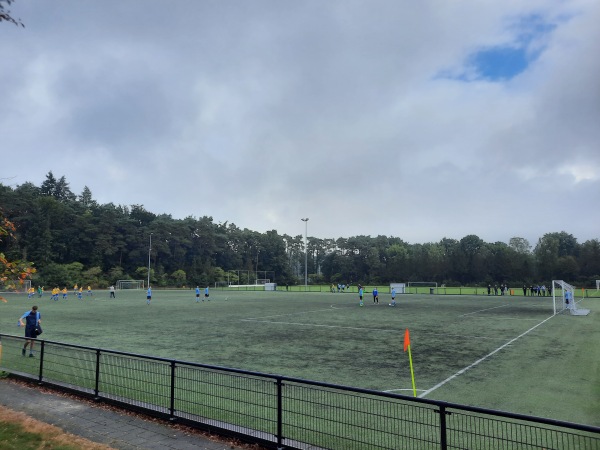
94,349,101,399
276,377,283,450
438,404,449,450
38,340,45,384
170,361,176,420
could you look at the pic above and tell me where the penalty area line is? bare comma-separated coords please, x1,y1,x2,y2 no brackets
460,304,508,317
418,314,555,399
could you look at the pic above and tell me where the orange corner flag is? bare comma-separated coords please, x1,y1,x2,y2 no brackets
403,328,410,352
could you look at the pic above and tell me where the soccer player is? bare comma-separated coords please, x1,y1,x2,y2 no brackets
87,285,93,297
27,287,35,298
373,287,379,304
147,286,152,305
18,305,41,357
62,287,68,300
390,288,396,306
195,286,201,302
109,285,116,298
73,283,78,294
78,287,83,300
204,286,209,301
359,286,364,306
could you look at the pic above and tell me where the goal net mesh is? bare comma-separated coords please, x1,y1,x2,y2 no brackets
116,280,144,290
552,280,590,316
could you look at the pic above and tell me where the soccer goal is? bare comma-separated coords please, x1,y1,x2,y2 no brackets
552,280,590,316
255,279,271,285
0,279,31,293
390,283,406,294
596,280,600,290
116,280,145,290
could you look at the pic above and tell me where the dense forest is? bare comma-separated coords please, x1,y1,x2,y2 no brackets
1,172,599,289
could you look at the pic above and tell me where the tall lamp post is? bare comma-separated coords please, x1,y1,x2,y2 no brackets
301,218,309,291
147,233,152,288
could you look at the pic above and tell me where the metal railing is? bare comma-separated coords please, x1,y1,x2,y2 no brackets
1,334,598,449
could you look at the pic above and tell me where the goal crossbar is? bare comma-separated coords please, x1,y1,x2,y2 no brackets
552,280,590,316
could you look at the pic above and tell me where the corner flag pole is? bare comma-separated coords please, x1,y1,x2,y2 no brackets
404,328,417,397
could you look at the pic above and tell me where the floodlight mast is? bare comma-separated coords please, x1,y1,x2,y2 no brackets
301,218,309,291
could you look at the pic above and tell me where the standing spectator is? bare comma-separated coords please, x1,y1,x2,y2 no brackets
18,305,41,358
146,286,152,305
487,285,491,296
109,285,116,298
494,285,498,295
373,287,379,304
522,284,527,296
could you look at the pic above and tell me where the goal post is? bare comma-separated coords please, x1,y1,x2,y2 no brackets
552,280,590,316
389,283,406,294
0,279,32,293
116,280,145,290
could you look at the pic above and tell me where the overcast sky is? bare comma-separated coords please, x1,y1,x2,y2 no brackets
1,1,599,246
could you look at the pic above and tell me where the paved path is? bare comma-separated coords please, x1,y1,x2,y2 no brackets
0,378,253,450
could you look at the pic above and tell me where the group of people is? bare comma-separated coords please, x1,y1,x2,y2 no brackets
330,283,351,293
522,284,553,296
357,285,398,307
28,285,94,300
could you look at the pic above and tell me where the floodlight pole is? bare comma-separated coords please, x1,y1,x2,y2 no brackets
147,233,152,288
301,218,309,291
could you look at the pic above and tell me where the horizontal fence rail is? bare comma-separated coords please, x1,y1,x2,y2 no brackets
0,334,598,450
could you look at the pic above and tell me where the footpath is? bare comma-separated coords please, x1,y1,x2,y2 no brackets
0,377,256,450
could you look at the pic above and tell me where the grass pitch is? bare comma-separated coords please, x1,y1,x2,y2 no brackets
2,289,598,427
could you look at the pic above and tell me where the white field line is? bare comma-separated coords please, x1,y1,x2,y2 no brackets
466,316,541,321
241,319,501,340
244,307,337,321
383,388,427,393
418,314,556,399
460,304,509,317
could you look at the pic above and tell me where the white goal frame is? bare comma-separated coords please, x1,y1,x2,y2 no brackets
389,283,406,294
552,280,589,316
116,279,145,290
0,279,32,293
596,280,600,290
255,278,271,285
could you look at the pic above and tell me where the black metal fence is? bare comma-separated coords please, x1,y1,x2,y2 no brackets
1,334,598,449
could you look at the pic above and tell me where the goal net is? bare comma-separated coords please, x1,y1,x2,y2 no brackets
255,279,270,285
390,283,406,294
116,280,145,290
552,280,590,316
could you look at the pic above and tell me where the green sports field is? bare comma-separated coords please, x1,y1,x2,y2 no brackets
2,289,599,427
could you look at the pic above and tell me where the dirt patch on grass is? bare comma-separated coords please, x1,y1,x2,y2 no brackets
0,404,115,449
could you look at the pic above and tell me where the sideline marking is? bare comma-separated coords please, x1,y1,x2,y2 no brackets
244,308,336,321
383,388,427,393
418,314,555,398
240,319,501,340
460,304,508,317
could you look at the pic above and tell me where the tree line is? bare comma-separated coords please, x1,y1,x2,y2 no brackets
1,172,599,289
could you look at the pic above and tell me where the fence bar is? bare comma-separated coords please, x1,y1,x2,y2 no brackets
277,378,283,449
1,333,598,450
94,349,100,398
